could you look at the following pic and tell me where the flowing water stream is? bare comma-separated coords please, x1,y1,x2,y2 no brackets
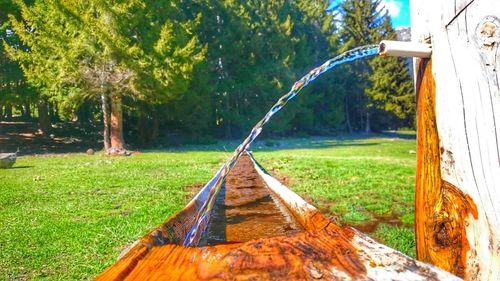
183,45,379,246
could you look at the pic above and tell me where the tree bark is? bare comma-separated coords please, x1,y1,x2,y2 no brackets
22,102,31,120
412,0,500,279
110,93,126,150
38,100,52,135
49,103,60,122
4,105,12,119
364,112,371,134
37,100,51,134
101,94,111,151
344,95,353,133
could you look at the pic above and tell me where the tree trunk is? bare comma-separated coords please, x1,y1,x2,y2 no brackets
5,105,12,119
412,0,500,279
101,94,111,151
77,101,92,125
110,93,126,151
138,110,159,145
22,102,31,120
151,115,159,143
364,112,371,134
49,103,60,122
0,105,4,121
37,100,51,134
137,111,147,144
344,95,353,133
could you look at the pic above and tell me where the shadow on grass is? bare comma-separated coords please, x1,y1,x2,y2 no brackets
2,119,415,155
156,132,415,154
10,166,34,169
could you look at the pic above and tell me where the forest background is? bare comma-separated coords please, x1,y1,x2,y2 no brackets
0,0,414,152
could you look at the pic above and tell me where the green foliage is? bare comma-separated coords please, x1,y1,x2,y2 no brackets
2,0,416,139
6,0,205,102
0,2,34,109
336,0,415,132
367,55,415,129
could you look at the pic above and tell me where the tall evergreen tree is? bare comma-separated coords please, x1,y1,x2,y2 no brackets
337,0,381,132
366,19,415,130
336,0,414,132
6,0,205,153
184,0,303,138
0,1,31,122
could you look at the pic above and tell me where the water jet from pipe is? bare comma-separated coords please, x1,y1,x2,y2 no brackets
379,40,432,58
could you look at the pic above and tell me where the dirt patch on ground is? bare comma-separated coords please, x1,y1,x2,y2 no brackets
184,182,204,201
351,213,404,233
0,121,100,154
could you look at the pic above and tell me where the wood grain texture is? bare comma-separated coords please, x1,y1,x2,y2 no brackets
97,224,460,281
412,0,500,279
415,60,479,278
96,153,461,280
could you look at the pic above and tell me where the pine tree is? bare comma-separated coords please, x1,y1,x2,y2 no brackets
366,18,415,130
337,0,415,132
0,1,33,123
6,0,205,153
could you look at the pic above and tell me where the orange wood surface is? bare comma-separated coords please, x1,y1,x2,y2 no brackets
415,60,478,279
97,224,370,281
97,152,460,280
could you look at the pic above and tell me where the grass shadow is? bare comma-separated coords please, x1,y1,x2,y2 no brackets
10,166,34,169
157,132,413,154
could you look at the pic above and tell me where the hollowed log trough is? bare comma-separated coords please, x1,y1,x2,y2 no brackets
97,153,459,280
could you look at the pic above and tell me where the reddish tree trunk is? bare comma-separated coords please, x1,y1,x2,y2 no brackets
110,93,126,150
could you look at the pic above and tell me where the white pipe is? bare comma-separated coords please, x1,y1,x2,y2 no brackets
379,40,432,58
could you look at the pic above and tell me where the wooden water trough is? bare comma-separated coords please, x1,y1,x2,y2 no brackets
97,153,459,280
97,0,500,279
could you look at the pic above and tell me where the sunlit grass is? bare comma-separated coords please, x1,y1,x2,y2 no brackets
0,134,417,280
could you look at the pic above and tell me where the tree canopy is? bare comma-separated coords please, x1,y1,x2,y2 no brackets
0,0,415,148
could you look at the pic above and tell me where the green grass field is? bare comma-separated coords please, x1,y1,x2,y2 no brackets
0,134,417,280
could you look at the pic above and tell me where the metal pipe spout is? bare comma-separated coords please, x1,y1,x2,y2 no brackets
379,40,432,58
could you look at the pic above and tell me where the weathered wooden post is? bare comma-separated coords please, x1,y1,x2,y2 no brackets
411,0,500,279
